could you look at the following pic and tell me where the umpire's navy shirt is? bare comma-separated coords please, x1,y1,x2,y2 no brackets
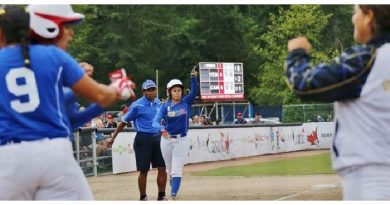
122,96,161,134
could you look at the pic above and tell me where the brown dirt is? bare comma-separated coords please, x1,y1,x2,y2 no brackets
87,149,342,200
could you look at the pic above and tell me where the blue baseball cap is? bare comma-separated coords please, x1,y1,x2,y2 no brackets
142,80,156,90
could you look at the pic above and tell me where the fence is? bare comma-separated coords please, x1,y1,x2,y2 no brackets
74,121,334,176
282,103,334,123
191,102,282,124
74,127,128,176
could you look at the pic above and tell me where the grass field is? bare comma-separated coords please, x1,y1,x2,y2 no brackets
193,152,334,176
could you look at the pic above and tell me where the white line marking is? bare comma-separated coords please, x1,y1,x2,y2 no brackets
275,182,341,201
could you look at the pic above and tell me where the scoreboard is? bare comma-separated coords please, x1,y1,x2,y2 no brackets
199,62,244,101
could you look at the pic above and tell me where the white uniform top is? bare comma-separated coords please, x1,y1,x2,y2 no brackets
333,43,390,172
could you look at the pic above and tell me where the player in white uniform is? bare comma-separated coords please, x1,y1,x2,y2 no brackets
286,5,390,200
152,68,198,200
0,5,123,200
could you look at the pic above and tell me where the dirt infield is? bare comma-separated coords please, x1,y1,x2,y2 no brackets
88,150,342,200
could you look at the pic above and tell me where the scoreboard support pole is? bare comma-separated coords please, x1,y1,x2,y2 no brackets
215,102,219,123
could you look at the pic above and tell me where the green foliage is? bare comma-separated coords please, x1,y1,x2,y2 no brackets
249,5,337,106
193,152,334,176
66,5,355,110
282,103,334,123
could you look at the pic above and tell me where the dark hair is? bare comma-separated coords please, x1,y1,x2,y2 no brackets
168,85,184,99
359,5,390,35
0,5,31,68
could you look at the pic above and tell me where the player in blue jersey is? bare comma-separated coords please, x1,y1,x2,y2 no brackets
152,67,198,200
286,5,390,200
27,4,135,134
0,5,122,200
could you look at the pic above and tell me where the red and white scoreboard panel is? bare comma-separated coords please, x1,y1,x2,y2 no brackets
199,62,244,101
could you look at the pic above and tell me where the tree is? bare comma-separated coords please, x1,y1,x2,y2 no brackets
249,5,336,106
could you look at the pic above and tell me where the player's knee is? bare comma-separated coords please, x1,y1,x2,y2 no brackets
139,170,149,175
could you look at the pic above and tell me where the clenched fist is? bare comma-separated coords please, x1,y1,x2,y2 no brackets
288,37,312,53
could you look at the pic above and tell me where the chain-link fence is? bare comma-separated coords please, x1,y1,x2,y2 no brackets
74,127,132,176
282,103,334,123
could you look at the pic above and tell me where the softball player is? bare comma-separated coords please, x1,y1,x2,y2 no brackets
152,68,198,200
0,5,120,200
286,5,390,200
27,4,135,133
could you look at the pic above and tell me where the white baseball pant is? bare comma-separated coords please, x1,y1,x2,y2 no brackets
0,138,93,200
160,136,190,177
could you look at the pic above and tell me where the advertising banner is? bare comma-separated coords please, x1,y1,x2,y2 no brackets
112,122,335,174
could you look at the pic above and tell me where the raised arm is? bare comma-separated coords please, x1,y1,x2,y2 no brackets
183,67,198,103
286,42,376,102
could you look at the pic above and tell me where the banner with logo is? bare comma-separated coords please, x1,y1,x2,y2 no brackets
112,122,335,174
111,132,137,174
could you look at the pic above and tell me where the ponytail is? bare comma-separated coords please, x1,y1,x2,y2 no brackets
0,5,31,68
19,29,31,68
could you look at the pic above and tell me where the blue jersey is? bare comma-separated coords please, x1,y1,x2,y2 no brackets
153,77,197,136
64,88,105,134
0,45,84,143
123,96,161,134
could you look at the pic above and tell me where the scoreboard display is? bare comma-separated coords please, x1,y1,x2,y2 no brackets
199,62,244,101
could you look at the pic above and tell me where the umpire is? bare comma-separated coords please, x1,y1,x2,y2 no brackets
110,80,167,201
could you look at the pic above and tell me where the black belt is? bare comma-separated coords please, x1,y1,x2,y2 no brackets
0,139,23,145
170,134,187,139
0,137,59,146
137,132,160,137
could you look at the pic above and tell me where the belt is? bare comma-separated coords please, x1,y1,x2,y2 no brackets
138,132,160,137
0,137,57,146
170,134,187,139
0,139,23,146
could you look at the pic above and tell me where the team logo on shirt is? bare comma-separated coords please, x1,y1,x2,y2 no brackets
167,108,187,117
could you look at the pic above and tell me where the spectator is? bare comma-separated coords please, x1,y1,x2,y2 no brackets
117,104,128,123
192,115,202,126
205,117,213,125
316,115,324,122
105,114,117,128
252,113,264,124
199,115,211,125
199,115,206,125
92,116,110,156
112,114,119,125
234,112,247,124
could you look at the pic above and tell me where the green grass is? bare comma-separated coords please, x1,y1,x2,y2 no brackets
192,153,334,177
